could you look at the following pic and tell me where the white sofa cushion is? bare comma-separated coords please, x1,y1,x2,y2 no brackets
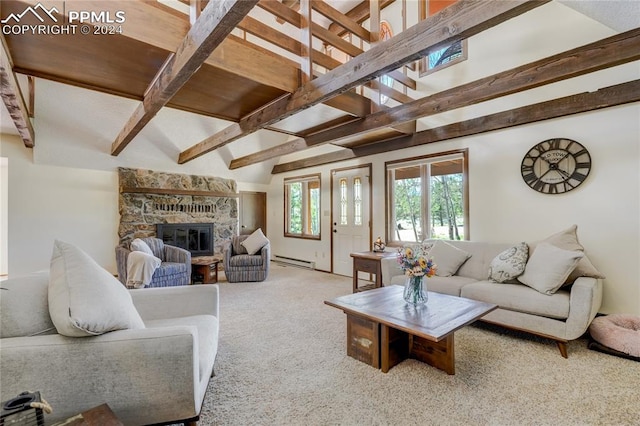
461,281,571,320
0,272,55,338
146,314,219,382
530,225,605,283
428,240,471,277
241,228,269,255
48,240,146,337
518,243,584,295
488,242,529,283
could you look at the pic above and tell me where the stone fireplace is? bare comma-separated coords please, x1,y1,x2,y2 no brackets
118,167,238,257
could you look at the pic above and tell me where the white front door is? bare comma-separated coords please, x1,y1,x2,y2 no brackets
332,166,371,276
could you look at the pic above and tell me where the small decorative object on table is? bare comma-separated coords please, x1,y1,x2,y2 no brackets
373,237,386,252
397,245,436,305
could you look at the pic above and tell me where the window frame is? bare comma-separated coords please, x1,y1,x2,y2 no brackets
385,149,469,245
418,0,468,77
284,173,321,240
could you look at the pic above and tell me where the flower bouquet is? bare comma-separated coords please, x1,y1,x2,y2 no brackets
397,245,436,305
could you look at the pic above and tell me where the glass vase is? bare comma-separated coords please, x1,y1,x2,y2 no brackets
403,275,428,305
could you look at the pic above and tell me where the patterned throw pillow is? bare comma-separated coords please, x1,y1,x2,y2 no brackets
488,242,529,283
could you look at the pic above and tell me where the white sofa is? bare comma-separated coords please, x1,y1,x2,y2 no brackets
0,271,219,425
381,237,603,358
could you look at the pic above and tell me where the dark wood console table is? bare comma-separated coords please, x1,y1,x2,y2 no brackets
350,251,396,293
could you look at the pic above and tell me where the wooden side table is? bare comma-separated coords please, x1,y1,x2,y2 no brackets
52,404,123,425
191,257,220,284
350,251,396,293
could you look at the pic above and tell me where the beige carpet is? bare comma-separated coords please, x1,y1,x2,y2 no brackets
198,264,639,425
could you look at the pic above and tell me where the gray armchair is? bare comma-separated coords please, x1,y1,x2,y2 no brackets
116,237,191,287
224,235,270,282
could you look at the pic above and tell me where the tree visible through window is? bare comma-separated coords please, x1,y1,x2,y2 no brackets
285,174,321,239
419,0,467,76
386,150,468,243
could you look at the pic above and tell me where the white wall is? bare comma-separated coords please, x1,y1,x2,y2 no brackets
1,136,119,275
267,103,640,315
0,157,8,275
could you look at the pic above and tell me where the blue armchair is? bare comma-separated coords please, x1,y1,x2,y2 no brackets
116,237,191,287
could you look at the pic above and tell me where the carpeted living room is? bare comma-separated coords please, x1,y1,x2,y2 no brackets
202,264,639,425
1,0,639,425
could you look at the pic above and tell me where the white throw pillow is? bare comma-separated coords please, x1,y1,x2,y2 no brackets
48,240,145,337
518,242,584,295
241,228,269,255
529,225,605,283
428,240,471,277
131,238,154,256
488,242,529,283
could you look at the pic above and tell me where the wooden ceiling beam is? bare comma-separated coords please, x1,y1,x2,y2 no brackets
328,0,396,36
311,0,372,42
111,0,259,156
0,34,34,148
271,80,640,174
304,28,640,146
230,115,362,169
179,0,548,164
257,0,415,90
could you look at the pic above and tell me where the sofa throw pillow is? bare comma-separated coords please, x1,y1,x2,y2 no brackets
48,240,146,337
428,240,471,277
518,242,584,295
241,228,269,255
131,238,154,256
488,242,529,283
530,225,605,283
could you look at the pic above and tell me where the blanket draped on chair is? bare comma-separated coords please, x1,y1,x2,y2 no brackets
126,251,161,288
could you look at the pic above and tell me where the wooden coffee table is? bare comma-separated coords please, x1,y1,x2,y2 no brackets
325,285,497,375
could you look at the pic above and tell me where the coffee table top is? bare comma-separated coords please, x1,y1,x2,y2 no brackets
325,285,497,342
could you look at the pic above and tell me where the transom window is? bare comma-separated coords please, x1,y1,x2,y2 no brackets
284,174,321,239
386,150,468,243
419,0,468,77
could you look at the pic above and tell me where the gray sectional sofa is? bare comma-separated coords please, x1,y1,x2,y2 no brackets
381,236,603,358
0,271,219,425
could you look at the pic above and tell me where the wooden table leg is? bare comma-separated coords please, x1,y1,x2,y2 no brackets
381,324,410,373
410,333,455,375
346,314,380,369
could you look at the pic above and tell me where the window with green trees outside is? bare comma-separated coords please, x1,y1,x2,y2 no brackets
386,150,468,243
284,174,321,239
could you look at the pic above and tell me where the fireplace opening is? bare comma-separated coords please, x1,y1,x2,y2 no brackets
157,223,214,257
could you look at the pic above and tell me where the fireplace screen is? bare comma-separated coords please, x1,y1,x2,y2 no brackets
157,223,214,257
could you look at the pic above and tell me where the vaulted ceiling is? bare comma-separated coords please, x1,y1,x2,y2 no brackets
1,0,639,176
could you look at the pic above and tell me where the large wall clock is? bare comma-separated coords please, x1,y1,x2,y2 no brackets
521,138,592,194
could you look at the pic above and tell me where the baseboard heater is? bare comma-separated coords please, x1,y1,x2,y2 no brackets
273,255,315,270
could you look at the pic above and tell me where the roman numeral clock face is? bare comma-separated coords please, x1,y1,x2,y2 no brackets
521,138,592,194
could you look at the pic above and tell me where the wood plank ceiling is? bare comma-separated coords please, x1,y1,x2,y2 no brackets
2,0,639,174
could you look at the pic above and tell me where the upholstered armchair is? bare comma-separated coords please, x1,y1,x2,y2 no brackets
224,234,270,282
116,237,191,287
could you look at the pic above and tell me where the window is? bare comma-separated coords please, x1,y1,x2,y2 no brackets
284,174,321,239
386,150,468,243
419,1,468,77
